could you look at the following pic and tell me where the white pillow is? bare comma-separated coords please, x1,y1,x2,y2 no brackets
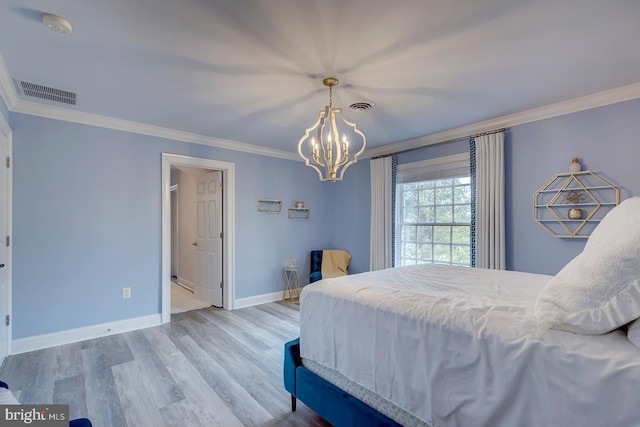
535,197,640,334
0,387,19,404
628,318,640,349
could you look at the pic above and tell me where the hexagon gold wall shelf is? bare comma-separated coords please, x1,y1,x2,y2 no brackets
533,171,619,238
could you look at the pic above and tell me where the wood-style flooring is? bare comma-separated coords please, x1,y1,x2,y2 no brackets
0,302,330,427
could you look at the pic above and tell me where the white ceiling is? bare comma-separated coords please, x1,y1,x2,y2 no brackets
0,0,639,155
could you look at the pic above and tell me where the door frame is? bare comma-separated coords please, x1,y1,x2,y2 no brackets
0,111,12,359
161,153,235,323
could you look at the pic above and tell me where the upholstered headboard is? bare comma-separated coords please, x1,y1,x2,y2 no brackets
310,250,323,283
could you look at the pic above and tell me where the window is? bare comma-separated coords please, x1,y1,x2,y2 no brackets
395,153,471,267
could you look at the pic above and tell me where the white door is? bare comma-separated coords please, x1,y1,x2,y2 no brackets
0,127,9,361
195,171,223,307
170,188,178,278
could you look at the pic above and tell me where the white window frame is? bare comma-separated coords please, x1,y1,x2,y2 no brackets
395,153,471,266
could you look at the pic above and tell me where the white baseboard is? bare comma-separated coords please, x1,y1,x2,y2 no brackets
11,290,297,353
234,289,298,309
11,314,162,355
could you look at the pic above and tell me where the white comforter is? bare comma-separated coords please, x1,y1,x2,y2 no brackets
300,264,640,427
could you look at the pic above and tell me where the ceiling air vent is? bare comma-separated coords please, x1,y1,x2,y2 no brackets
15,80,77,105
349,101,374,112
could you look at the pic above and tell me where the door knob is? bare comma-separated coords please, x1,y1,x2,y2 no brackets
0,264,4,268
192,242,198,246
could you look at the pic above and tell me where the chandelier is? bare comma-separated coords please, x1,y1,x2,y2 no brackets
297,77,366,181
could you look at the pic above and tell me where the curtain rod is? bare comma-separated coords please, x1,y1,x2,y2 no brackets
471,128,506,138
370,128,507,160
371,153,396,160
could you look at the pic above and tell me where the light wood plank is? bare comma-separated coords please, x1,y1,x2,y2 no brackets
173,333,273,426
233,306,300,343
112,360,167,427
14,347,57,404
94,334,135,367
144,327,244,427
0,303,329,427
177,315,290,417
53,374,88,420
121,330,185,409
82,346,127,427
54,342,84,381
160,398,236,427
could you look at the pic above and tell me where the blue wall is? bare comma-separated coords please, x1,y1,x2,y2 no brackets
8,96,640,339
9,113,338,339
321,160,371,274
365,98,640,276
506,98,640,274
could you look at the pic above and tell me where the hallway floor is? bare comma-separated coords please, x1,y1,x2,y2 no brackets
171,282,211,314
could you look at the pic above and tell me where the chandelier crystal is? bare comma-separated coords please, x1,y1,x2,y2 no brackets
297,77,366,181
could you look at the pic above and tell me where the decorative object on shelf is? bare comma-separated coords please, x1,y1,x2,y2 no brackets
568,208,582,220
285,256,297,269
564,190,585,204
288,206,310,219
569,157,582,172
289,202,309,219
257,200,282,212
564,190,585,219
533,166,620,238
297,77,367,182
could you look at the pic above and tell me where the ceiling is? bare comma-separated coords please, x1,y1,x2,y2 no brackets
0,0,639,156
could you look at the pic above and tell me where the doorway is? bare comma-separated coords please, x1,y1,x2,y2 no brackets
161,154,236,324
169,167,223,313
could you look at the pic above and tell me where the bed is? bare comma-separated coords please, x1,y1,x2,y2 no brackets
284,197,640,426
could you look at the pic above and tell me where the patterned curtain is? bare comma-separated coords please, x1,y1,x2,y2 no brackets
471,132,506,269
470,138,477,267
391,155,397,267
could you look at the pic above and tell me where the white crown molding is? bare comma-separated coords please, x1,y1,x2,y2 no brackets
0,52,299,161
0,105,10,136
0,54,17,110
11,314,161,354
364,82,640,158
10,99,300,161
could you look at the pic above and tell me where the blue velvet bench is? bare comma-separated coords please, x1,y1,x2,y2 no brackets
0,381,92,427
284,338,401,427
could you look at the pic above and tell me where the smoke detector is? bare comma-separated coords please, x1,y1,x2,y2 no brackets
42,13,73,34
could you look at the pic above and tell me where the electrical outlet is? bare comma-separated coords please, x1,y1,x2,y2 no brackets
123,287,131,299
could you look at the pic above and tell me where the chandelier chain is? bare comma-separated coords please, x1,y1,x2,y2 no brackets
329,84,333,109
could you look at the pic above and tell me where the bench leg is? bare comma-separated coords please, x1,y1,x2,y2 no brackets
291,394,297,412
